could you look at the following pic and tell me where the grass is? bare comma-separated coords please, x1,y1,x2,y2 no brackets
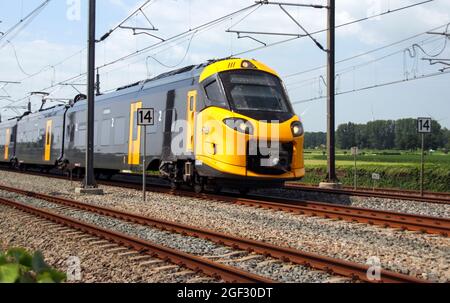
302,149,450,192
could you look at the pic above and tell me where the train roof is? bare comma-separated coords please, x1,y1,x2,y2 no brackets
1,58,273,122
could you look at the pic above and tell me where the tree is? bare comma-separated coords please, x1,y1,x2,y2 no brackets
336,122,357,149
395,119,419,150
366,120,395,149
304,132,326,149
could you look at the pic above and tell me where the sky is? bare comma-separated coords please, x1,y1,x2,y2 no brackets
0,0,449,132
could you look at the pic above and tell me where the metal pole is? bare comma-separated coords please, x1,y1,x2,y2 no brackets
420,133,424,196
354,151,357,190
326,0,336,182
143,125,147,202
85,0,97,188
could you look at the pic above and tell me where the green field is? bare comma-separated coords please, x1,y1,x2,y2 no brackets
302,150,450,192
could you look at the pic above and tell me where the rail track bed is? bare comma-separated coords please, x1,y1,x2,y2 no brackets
94,178,450,237
0,184,426,283
285,183,450,205
0,169,448,282
0,204,219,283
0,194,273,283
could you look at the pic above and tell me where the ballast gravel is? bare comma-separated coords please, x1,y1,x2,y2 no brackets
0,204,216,283
0,171,448,282
0,189,339,283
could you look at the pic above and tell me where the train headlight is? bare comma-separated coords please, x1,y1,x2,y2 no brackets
241,60,256,69
223,118,253,135
291,121,304,137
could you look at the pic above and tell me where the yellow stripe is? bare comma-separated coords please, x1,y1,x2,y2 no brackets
128,101,142,165
186,90,197,153
4,128,10,160
199,58,279,83
44,120,52,161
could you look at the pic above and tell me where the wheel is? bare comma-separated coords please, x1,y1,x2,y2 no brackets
170,182,180,190
194,183,204,194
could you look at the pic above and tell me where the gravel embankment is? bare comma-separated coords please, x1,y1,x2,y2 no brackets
0,171,448,282
0,189,340,283
0,204,216,283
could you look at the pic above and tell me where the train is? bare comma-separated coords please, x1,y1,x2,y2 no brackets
0,58,305,193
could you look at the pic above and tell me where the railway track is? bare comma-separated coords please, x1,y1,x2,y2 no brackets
285,183,450,205
0,184,425,283
0,167,448,236
0,194,273,283
94,179,450,237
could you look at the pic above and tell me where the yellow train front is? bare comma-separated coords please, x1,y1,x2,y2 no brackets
191,58,305,193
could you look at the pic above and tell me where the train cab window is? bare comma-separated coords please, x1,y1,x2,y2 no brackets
220,70,293,113
204,80,227,108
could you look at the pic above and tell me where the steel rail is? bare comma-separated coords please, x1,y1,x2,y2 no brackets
0,168,448,235
95,180,450,237
0,184,426,283
0,196,273,283
284,183,450,205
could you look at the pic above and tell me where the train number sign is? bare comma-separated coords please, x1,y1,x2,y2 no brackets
417,117,431,133
137,108,155,126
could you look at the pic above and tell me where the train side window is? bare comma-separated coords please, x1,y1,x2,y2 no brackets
101,119,110,146
204,80,227,107
132,111,138,141
113,117,125,145
189,96,194,111
77,123,86,146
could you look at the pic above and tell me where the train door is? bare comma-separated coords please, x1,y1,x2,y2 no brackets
186,90,197,154
128,101,142,165
44,120,52,161
4,128,10,160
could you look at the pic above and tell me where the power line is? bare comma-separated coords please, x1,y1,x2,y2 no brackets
230,0,435,57
98,0,156,42
2,3,260,112
97,2,261,71
286,34,445,88
291,70,450,105
0,0,52,49
285,22,450,79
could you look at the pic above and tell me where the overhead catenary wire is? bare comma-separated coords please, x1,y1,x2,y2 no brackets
0,0,52,49
286,34,445,88
2,3,261,111
291,69,450,105
230,0,435,58
285,22,450,79
0,0,437,114
98,0,156,42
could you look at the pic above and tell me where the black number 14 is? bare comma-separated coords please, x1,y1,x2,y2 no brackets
419,119,430,131
139,111,153,124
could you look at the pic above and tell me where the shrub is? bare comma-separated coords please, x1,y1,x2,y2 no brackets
0,248,66,283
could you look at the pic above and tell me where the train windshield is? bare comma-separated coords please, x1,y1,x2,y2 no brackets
220,70,293,113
